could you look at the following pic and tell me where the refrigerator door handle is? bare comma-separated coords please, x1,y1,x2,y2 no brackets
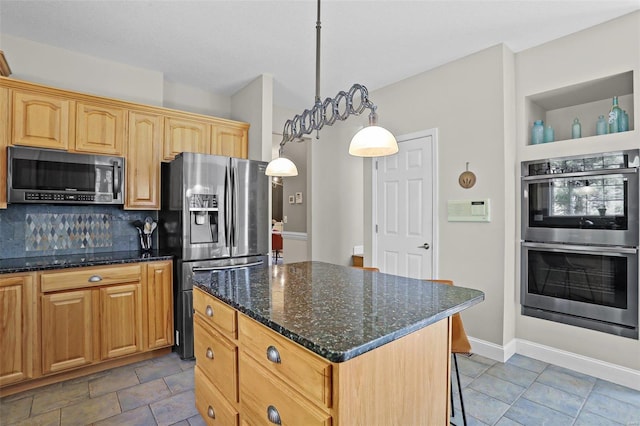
192,260,264,272
224,165,231,249
232,166,239,249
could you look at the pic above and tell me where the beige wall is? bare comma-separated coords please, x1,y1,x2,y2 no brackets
163,80,231,118
231,74,273,162
515,12,640,371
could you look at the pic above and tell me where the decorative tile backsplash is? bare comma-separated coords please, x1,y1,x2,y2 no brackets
0,204,157,258
25,213,112,251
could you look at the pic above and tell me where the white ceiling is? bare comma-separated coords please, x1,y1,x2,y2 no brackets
1,0,639,111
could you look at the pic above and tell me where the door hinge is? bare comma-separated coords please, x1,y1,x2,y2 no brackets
175,330,180,346
375,160,378,170
375,224,378,233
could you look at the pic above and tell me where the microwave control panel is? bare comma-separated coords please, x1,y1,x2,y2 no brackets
23,192,112,203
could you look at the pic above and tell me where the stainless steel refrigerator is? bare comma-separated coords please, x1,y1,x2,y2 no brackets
159,152,269,359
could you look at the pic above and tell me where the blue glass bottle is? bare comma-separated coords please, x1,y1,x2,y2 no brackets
620,110,629,132
531,120,544,145
609,96,622,133
543,125,554,143
572,118,581,139
596,115,607,135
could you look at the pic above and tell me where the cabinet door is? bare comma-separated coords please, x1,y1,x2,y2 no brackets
12,91,71,150
42,290,93,374
0,274,35,386
75,101,125,155
0,87,8,209
126,111,162,209
101,283,143,359
163,116,210,160
145,261,173,349
211,124,248,159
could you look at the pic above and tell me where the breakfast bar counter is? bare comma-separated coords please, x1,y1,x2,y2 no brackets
192,261,484,425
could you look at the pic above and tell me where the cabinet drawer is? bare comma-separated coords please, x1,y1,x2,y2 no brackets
194,315,238,403
193,287,237,339
238,314,332,409
41,264,142,292
195,365,239,426
239,354,331,426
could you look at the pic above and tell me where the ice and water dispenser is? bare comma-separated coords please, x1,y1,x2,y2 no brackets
189,193,219,244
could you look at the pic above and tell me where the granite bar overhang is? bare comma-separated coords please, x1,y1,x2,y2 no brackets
0,250,173,274
193,261,484,362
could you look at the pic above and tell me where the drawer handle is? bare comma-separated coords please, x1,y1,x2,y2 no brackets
205,305,214,317
88,275,103,283
206,348,214,359
207,405,216,419
267,405,281,425
266,345,281,364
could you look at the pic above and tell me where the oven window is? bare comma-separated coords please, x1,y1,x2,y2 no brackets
527,250,627,309
528,175,628,230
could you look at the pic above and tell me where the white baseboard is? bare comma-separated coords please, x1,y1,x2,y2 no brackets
468,336,640,391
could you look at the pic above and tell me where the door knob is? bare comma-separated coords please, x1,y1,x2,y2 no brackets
418,243,430,250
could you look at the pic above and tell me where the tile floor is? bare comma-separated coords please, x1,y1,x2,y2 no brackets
1,351,639,425
451,353,640,426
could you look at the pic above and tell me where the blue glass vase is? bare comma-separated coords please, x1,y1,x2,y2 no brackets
531,120,544,145
620,110,629,132
572,118,581,139
543,125,554,143
596,115,607,135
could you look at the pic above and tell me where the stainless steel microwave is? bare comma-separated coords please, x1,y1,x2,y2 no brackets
7,146,124,205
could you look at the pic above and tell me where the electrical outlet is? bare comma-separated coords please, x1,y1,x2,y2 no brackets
283,216,288,223
353,245,364,254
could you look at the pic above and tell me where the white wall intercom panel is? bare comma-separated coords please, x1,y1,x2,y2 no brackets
447,199,491,222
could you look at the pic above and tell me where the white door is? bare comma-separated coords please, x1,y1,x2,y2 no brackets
374,130,437,279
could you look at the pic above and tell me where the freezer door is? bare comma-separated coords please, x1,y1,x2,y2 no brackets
180,153,231,260
231,158,269,257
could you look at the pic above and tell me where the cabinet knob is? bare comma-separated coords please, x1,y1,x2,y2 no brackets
266,345,281,364
267,405,281,425
206,348,214,359
88,275,103,283
207,406,216,419
205,305,214,317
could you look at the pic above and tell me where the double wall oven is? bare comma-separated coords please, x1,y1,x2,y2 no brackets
521,150,639,339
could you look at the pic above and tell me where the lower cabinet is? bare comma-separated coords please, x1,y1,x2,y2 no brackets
41,289,94,374
0,273,35,386
194,286,451,425
0,260,174,395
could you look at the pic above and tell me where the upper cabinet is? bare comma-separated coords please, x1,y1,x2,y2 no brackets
212,122,248,158
12,90,72,150
127,111,162,209
74,101,126,155
163,116,210,161
0,87,8,209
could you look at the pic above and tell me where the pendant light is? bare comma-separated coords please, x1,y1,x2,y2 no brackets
266,0,397,177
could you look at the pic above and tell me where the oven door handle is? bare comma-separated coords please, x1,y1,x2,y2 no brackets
522,241,638,255
522,167,638,181
192,260,264,272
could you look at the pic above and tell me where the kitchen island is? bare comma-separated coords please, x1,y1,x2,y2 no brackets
193,261,484,425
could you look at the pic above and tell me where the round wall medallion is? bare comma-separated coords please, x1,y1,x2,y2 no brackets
459,163,476,189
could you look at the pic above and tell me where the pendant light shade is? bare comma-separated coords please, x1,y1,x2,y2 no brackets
265,156,298,177
349,125,398,157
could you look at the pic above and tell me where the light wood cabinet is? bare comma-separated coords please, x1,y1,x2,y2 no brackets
0,87,8,209
126,111,162,209
163,116,210,161
194,286,452,425
12,90,72,150
211,123,248,158
41,289,94,374
74,101,125,155
144,260,174,349
0,274,35,386
100,283,143,359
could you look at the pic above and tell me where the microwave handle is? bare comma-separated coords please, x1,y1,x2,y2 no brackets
113,161,122,199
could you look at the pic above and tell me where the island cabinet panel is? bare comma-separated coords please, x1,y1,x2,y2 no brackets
100,283,143,359
195,365,239,426
0,274,35,386
144,260,174,349
163,116,210,161
0,87,8,209
211,123,248,159
238,314,332,409
74,101,125,155
41,290,94,374
12,90,72,150
126,111,162,210
333,317,451,426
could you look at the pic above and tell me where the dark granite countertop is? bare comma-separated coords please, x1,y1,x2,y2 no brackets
193,261,484,363
0,250,173,274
